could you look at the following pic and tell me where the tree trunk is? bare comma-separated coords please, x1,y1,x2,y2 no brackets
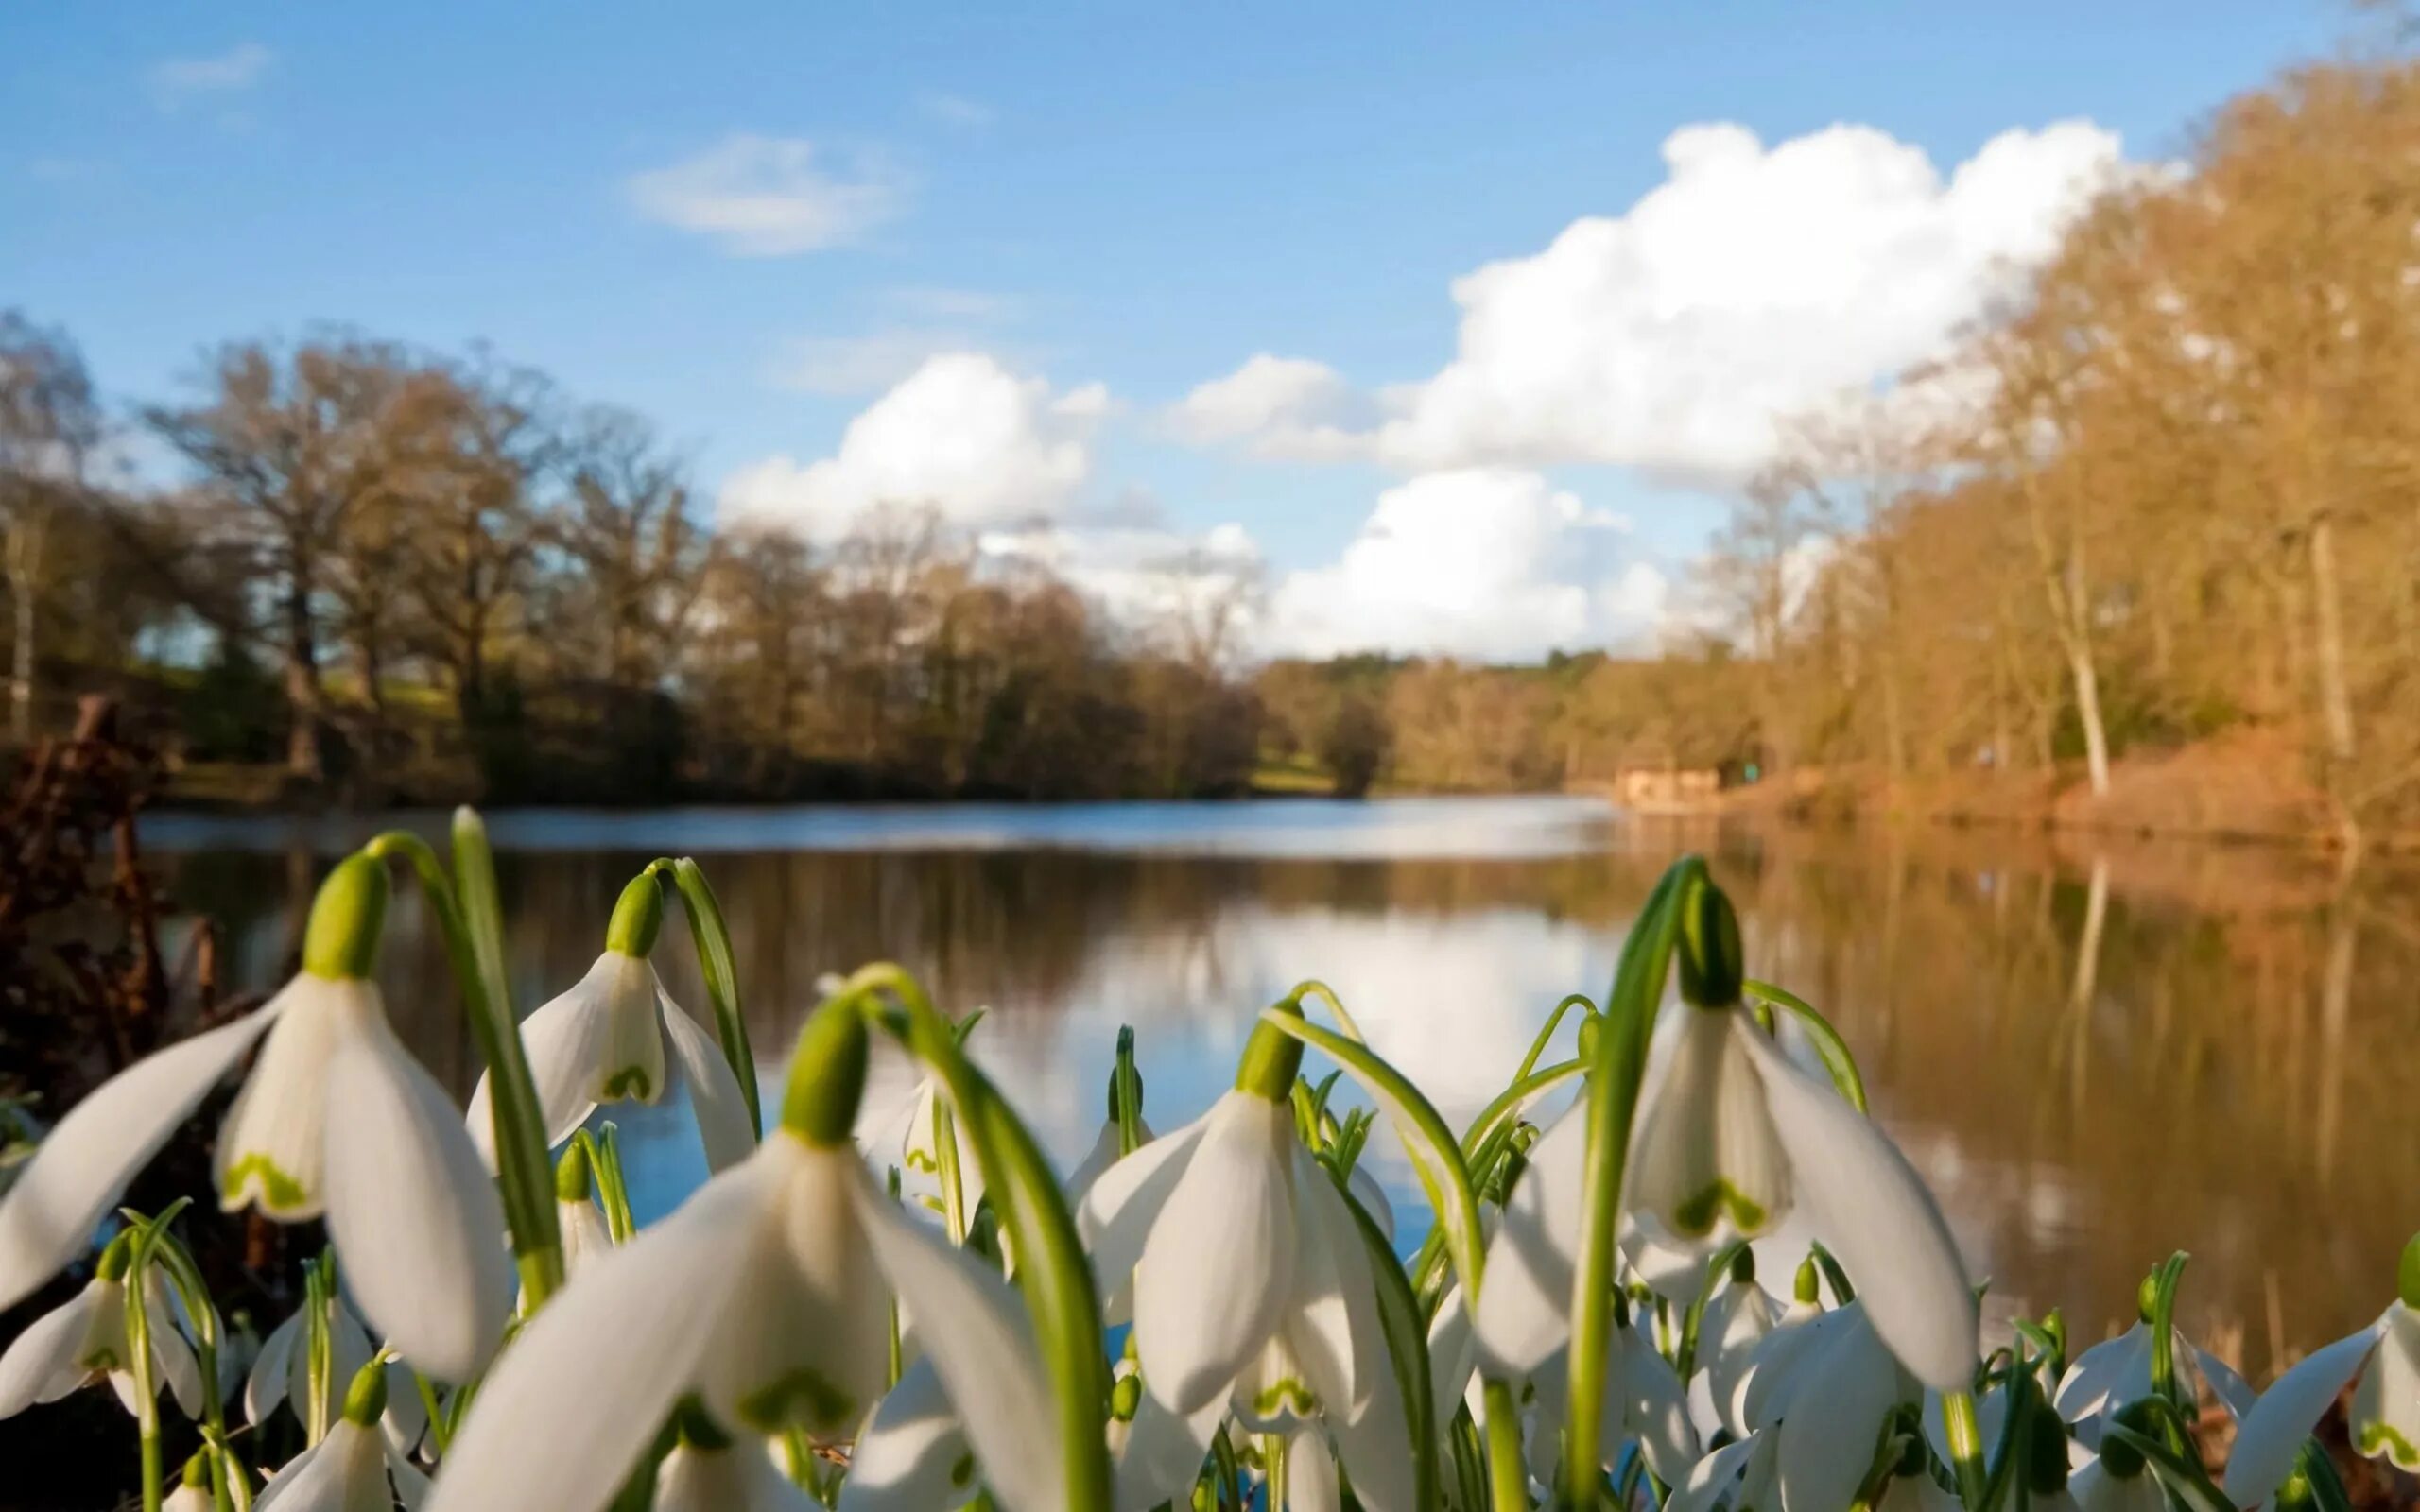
6,512,40,743
2308,511,2357,770
283,558,326,782
2066,641,2113,799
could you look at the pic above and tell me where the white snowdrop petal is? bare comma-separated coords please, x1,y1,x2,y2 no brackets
1327,1337,1418,1512
1113,1389,1224,1512
320,1022,514,1383
1774,1313,1905,1512
1344,1164,1394,1245
655,1441,826,1511
1287,1149,1379,1418
216,983,375,1219
1629,1006,1731,1239
148,1304,205,1419
1471,1100,1590,1378
245,1306,300,1425
0,998,285,1311
836,1357,974,1512
559,1195,614,1280
2054,1323,2149,1435
1703,1280,1778,1437
1737,1028,1979,1391
1287,1427,1342,1512
1423,1285,1478,1436
2223,1321,2385,1505
658,990,759,1171
1077,1116,1206,1326
255,1419,386,1512
1135,1091,1298,1414
425,1147,786,1512
467,970,614,1166
2069,1457,2169,1512
1744,1301,1837,1429
2195,1343,2256,1422
2349,1303,2420,1470
1616,1330,1701,1486
595,954,668,1106
855,1171,1064,1512
1669,1433,1765,1512
0,1284,97,1415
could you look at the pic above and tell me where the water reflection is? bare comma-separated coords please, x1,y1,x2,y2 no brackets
140,799,2420,1378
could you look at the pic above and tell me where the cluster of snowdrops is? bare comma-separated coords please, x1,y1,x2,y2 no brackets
1,812,2415,1512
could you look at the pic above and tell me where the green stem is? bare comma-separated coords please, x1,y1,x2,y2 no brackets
1517,995,1595,1082
655,857,762,1138
1288,979,1365,1041
304,1252,334,1445
845,965,1113,1512
1943,1389,1991,1512
1482,1380,1530,1512
368,828,563,1307
1112,1025,1143,1158
933,1094,969,1246
147,1233,235,1512
122,1203,191,1512
1564,856,1701,1506
1265,1431,1288,1511
1743,978,1869,1113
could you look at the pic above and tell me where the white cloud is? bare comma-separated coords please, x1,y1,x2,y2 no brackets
627,135,908,257
149,43,273,108
1183,118,2126,485
1266,468,1661,662
915,92,995,128
771,331,983,396
1165,354,1367,458
722,352,1105,539
983,520,1264,640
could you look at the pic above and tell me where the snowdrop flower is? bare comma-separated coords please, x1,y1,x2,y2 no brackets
866,1072,986,1220
469,874,752,1174
0,856,512,1383
2055,1309,2252,1444
1668,1431,1780,1512
246,1291,426,1457
1075,1009,1413,1511
521,1141,614,1312
652,1406,826,1512
0,1238,200,1420
1521,1322,1700,1490
254,1362,432,1512
1479,887,1977,1396
164,1454,217,1512
2066,1453,2166,1512
1694,1252,1781,1438
427,1000,1066,1512
2224,1252,2420,1506
838,1358,977,1512
1743,1299,1925,1512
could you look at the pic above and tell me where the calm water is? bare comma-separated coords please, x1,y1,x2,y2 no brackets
141,797,2420,1377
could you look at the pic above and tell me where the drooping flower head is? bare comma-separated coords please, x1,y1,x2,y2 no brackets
251,1358,432,1512
0,1231,201,1422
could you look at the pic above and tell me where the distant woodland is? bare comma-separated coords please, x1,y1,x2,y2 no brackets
7,61,2420,836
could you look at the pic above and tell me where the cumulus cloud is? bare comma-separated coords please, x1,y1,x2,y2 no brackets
722,352,1107,540
983,520,1264,639
1265,468,1663,662
149,43,272,109
627,134,908,256
1182,118,2126,484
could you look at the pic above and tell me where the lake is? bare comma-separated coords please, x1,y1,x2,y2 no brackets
140,796,2420,1378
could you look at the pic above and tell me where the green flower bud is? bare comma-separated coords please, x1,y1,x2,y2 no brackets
180,1451,212,1489
341,1357,388,1427
1793,1254,1821,1305
2400,1231,2420,1312
554,1141,595,1203
1111,1371,1143,1423
2136,1271,2160,1325
1677,879,1745,1009
95,1230,134,1283
302,853,389,981
1234,999,1306,1103
605,872,665,958
780,998,870,1149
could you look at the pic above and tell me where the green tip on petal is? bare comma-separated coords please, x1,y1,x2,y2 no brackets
2400,1232,2420,1311
341,1357,389,1427
302,852,390,981
555,1141,596,1203
1234,997,1306,1102
605,872,666,958
780,997,870,1148
1793,1254,1821,1305
1676,876,1745,1009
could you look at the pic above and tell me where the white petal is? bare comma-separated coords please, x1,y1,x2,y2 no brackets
1114,1385,1223,1512
655,1441,826,1512
1068,1118,1150,1209
1737,1028,1978,1391
1632,1006,1788,1240
255,1419,387,1512
1135,1091,1298,1414
1921,1383,2008,1472
386,1445,434,1512
1326,1341,1418,1512
2069,1457,2169,1512
700,1140,891,1437
0,998,284,1311
2350,1303,2420,1470
1077,1114,1208,1326
1702,1279,1778,1437
1773,1308,1906,1512
321,1017,514,1383
2055,1324,2150,1437
246,1304,301,1425
855,1167,1064,1512
1423,1285,1478,1436
1287,1149,1382,1419
466,963,621,1166
1344,1165,1394,1245
1669,1433,1766,1512
658,989,759,1172
2223,1321,2385,1505
0,1284,98,1415
1286,1427,1340,1512
1742,1299,1833,1429
217,981,381,1220
424,1147,785,1512
147,1297,205,1418
1616,1328,1700,1486
1471,1099,1589,1378
559,1196,614,1280
837,1357,977,1512
2195,1343,2256,1422
379,1359,429,1460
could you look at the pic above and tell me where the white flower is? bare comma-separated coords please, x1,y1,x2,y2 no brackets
1475,1005,1979,1394
1745,1299,1923,1512
1695,1267,1780,1438
0,949,514,1384
246,1295,426,1457
865,1074,987,1217
653,1438,826,1511
837,1357,977,1512
468,950,753,1174
1282,1424,1341,1512
1078,1086,1413,1511
1668,1430,1781,1512
559,1193,614,1277
254,1415,432,1512
2066,1455,2167,1512
164,1482,216,1512
0,1269,201,1420
2054,1318,2253,1445
1521,1325,1701,1491
2225,1301,2420,1505
425,1120,1065,1512
1066,1116,1153,1207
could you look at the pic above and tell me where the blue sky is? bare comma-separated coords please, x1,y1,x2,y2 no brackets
0,1,2356,659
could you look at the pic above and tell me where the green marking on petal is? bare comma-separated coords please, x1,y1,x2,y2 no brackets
601,1066,654,1102
736,1368,855,1435
1670,1179,1769,1239
78,1347,122,1373
950,1452,977,1488
1252,1375,1321,1421
2360,1420,2420,1469
220,1152,311,1214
